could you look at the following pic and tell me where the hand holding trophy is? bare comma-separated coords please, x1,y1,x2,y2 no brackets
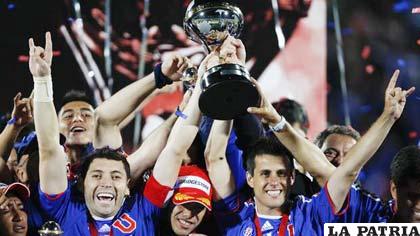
184,0,260,120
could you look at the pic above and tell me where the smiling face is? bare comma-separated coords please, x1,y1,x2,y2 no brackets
170,202,206,236
83,158,129,218
247,154,294,216
58,101,95,146
0,195,27,236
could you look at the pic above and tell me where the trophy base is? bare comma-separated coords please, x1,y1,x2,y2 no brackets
199,64,260,120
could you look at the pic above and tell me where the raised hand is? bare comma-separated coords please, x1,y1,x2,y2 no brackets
218,36,246,65
161,54,193,81
383,70,415,120
246,78,282,125
28,32,53,77
197,52,218,79
11,93,33,128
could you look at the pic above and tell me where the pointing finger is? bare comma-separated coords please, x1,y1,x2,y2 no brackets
386,69,399,92
45,32,52,52
28,38,35,55
44,32,53,64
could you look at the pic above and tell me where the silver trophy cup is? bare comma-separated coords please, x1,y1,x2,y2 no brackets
38,221,64,236
184,0,260,120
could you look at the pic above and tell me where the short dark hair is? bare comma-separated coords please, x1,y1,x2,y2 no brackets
273,99,309,133
390,146,420,187
314,125,361,148
245,137,294,176
60,90,95,109
79,148,130,180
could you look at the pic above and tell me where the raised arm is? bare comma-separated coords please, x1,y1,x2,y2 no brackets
327,70,415,212
29,32,67,194
128,89,192,182
151,55,209,187
0,93,33,182
93,54,189,149
247,79,335,186
204,120,235,200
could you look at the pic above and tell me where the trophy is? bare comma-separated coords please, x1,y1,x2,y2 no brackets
38,221,64,236
184,0,260,120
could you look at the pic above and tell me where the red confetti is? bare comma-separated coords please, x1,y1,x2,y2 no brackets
412,7,420,13
365,64,375,74
408,131,418,139
18,55,29,62
361,45,371,59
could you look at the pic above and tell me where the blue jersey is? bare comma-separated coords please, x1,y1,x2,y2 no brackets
26,187,51,236
337,184,394,223
37,177,167,236
213,186,348,236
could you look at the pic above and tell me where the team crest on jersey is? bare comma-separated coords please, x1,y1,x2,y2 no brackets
244,226,253,236
113,213,137,233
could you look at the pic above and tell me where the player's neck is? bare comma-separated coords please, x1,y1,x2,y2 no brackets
255,198,282,217
65,144,87,164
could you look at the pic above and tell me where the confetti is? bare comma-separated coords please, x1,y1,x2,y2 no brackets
365,64,375,74
18,55,29,62
397,59,406,67
361,45,371,59
408,131,418,139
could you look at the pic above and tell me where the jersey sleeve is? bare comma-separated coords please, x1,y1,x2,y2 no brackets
337,184,394,222
37,183,71,223
294,183,350,224
143,174,173,208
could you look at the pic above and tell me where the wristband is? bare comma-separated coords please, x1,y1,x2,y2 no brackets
154,63,173,89
175,106,188,119
269,116,286,133
33,75,53,102
7,117,16,125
